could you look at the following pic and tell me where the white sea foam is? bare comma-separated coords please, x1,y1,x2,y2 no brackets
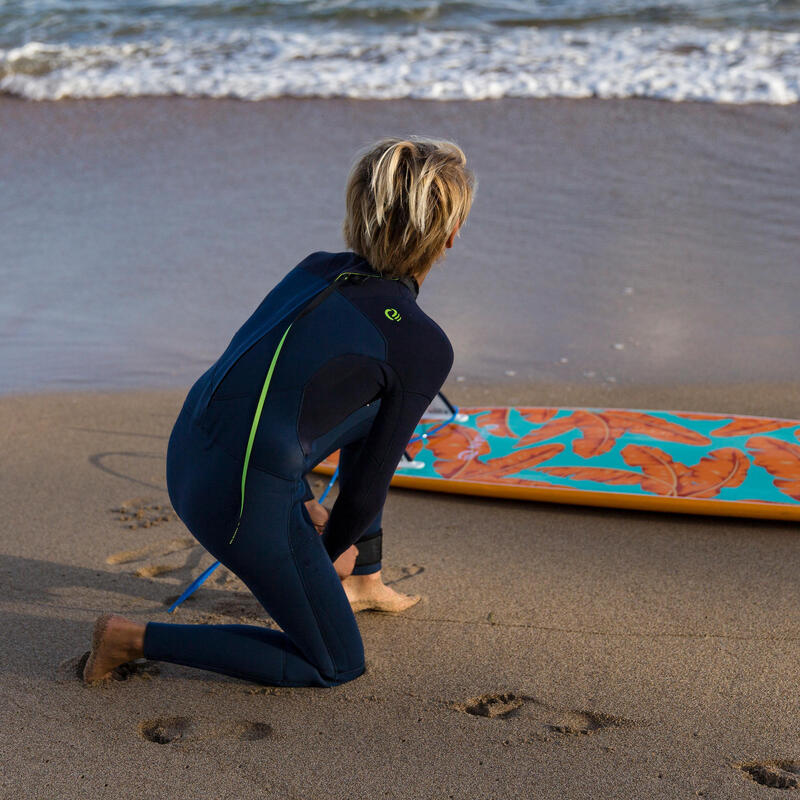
1,25,798,104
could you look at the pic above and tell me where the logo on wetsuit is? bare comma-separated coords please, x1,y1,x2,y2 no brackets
384,308,401,322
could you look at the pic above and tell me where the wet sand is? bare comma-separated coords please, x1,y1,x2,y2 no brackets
1,96,799,394
2,381,800,798
2,94,798,796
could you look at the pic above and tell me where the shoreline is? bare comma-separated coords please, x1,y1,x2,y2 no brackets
4,92,799,107
4,377,799,419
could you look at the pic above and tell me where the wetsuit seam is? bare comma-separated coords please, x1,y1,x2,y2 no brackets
405,389,436,402
337,293,390,355
207,392,251,402
295,352,389,455
287,507,342,680
337,287,448,399
143,654,326,688
353,361,405,481
197,425,294,482
248,463,295,481
204,260,338,408
322,361,423,545
194,416,246,463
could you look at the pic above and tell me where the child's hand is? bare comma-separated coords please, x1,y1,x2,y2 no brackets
333,544,359,580
304,498,329,534
305,499,357,578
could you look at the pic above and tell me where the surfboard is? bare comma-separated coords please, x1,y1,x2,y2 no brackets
312,405,800,521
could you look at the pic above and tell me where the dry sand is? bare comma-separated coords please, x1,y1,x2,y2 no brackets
2,89,798,800
2,379,800,799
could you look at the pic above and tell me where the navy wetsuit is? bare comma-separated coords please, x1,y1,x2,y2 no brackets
144,251,453,686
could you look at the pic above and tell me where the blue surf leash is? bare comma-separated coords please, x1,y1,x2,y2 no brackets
167,391,459,613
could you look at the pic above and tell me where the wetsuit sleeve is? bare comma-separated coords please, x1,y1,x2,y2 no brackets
320,346,453,563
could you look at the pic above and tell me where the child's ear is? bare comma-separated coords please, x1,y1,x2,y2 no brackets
445,224,460,249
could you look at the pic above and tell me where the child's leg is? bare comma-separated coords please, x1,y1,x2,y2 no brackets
145,481,364,687
153,424,364,687
335,436,420,613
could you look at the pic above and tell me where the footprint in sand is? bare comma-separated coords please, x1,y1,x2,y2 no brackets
218,721,273,741
112,498,177,530
138,716,192,744
546,710,634,736
105,536,196,566
737,760,800,790
134,564,180,578
452,693,639,739
138,717,272,744
60,652,160,683
454,692,525,719
106,499,193,578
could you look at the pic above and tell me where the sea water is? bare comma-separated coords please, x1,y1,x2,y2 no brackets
1,0,799,104
1,3,799,394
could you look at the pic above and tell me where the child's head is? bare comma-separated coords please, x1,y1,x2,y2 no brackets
343,137,476,280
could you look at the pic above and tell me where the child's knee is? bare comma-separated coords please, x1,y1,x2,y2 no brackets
322,660,366,686
318,637,365,686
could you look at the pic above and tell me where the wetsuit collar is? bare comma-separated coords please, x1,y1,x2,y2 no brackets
398,274,420,298
349,254,420,299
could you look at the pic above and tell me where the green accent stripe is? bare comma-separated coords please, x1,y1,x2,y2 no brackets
227,269,390,545
229,321,294,544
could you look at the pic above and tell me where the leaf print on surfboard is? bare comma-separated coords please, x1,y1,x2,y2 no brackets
514,409,710,458
747,436,800,501
471,408,517,438
512,416,580,450
537,445,748,499
622,444,748,498
426,424,492,480
707,417,797,437
619,444,691,496
674,448,749,498
405,440,424,460
663,411,798,437
672,411,731,421
426,426,562,482
464,443,565,481
534,464,642,486
517,408,560,425
603,411,711,446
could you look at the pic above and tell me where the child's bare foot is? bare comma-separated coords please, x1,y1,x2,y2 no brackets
342,571,421,613
83,613,146,684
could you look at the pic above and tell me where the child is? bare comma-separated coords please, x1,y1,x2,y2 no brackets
84,137,475,687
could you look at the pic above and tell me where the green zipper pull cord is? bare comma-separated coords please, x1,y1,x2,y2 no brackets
228,273,353,545
229,321,294,544
228,268,393,545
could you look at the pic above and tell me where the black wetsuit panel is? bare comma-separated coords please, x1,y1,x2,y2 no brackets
309,278,454,561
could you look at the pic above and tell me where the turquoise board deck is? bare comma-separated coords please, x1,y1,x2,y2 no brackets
314,406,800,521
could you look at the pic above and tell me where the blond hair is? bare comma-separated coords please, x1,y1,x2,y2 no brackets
343,137,476,280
